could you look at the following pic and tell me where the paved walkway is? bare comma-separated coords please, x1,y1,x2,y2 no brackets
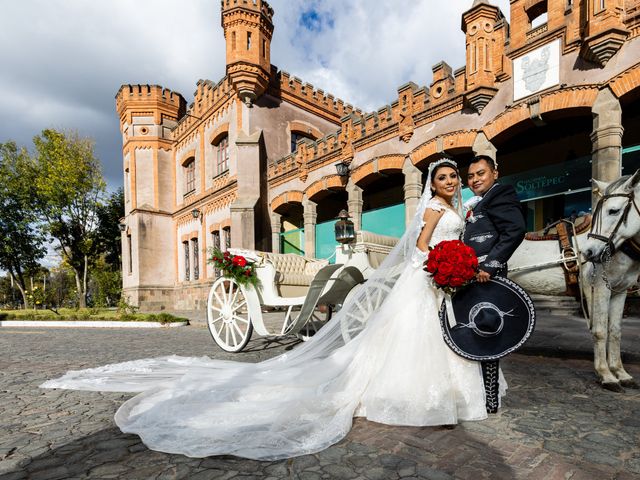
1,311,640,479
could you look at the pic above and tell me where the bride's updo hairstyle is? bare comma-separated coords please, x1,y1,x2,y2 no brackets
428,156,459,196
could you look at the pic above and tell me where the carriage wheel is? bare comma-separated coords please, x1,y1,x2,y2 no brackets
207,277,253,352
296,306,332,341
339,279,394,342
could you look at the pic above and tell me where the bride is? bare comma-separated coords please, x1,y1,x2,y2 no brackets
42,157,498,460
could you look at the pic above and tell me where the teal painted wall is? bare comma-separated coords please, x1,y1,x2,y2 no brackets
362,203,406,238
315,220,337,263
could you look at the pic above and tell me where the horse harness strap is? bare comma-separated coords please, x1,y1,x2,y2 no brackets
556,221,580,297
588,191,640,257
619,238,640,262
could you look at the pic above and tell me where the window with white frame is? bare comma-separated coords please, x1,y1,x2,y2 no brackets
212,230,221,277
184,158,196,195
183,241,190,281
192,237,199,280
214,135,229,175
223,226,231,250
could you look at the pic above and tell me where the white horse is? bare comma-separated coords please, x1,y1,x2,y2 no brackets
508,171,640,391
580,171,640,391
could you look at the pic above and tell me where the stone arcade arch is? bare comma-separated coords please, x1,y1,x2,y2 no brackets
304,176,347,259
271,191,304,254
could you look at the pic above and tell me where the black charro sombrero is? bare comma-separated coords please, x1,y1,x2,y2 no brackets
439,276,535,361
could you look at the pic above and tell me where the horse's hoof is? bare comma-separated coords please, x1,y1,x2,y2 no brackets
620,379,640,389
602,382,625,393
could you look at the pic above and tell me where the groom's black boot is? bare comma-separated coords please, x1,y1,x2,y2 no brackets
481,360,500,414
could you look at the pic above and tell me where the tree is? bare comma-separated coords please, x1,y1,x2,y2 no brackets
95,188,124,269
90,188,125,307
0,142,46,307
32,129,106,308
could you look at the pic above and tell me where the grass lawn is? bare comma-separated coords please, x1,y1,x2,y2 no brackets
0,308,189,324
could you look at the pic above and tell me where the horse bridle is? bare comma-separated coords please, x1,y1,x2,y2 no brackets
588,191,640,258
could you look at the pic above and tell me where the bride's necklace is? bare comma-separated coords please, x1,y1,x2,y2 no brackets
433,196,455,210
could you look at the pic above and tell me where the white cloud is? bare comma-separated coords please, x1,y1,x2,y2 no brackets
0,0,511,189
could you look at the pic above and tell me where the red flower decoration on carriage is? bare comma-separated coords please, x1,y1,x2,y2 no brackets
208,249,258,287
232,255,247,267
424,240,478,295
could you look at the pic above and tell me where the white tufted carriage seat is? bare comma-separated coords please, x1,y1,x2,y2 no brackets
259,252,329,297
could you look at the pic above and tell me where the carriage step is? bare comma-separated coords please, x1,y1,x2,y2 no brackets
530,295,583,317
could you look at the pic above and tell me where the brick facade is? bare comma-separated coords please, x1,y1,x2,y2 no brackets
118,0,640,312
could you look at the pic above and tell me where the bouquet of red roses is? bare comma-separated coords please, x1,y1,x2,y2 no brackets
209,248,259,287
424,240,478,295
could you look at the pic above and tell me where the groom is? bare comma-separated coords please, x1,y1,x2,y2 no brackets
463,155,526,413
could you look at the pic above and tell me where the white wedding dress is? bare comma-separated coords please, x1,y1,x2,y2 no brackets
42,196,496,460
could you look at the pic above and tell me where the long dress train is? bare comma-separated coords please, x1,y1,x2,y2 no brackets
42,199,498,460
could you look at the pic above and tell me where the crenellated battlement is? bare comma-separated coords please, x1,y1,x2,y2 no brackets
192,77,234,115
116,84,186,120
169,77,237,140
269,58,473,184
221,0,273,23
274,70,362,122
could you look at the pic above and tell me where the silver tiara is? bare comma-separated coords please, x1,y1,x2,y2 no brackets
428,157,458,180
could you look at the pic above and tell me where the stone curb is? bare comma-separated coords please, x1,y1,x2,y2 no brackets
0,320,189,328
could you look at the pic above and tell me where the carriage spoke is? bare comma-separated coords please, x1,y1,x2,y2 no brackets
226,281,235,302
229,323,238,346
232,314,250,324
216,321,225,337
207,277,253,353
231,286,240,305
213,290,224,307
231,320,245,338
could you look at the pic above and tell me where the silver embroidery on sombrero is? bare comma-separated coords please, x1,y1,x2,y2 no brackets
459,302,514,337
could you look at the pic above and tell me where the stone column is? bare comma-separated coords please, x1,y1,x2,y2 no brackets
230,130,263,249
403,159,423,227
270,212,282,254
472,132,497,163
591,88,623,206
346,180,363,232
303,199,317,258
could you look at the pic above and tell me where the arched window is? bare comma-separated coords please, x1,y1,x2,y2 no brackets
191,237,199,280
184,158,196,195
223,226,231,250
291,131,314,153
212,230,221,277
214,135,229,174
183,241,190,281
525,0,548,29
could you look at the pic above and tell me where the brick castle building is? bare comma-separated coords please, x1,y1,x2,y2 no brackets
117,0,640,311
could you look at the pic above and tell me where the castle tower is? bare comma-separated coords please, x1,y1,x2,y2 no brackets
461,0,507,113
116,84,186,306
221,0,274,106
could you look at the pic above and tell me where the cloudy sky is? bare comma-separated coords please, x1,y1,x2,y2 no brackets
0,0,510,192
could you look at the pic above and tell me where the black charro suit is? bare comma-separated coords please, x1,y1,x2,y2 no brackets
462,183,526,413
462,183,526,278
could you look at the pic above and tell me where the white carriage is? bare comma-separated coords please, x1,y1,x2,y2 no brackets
206,230,400,352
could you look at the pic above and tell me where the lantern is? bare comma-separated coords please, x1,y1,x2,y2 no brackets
334,209,355,244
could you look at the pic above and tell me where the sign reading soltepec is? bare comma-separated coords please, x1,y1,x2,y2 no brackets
513,39,560,101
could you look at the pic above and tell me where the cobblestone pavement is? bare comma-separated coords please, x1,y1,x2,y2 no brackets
1,326,640,480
